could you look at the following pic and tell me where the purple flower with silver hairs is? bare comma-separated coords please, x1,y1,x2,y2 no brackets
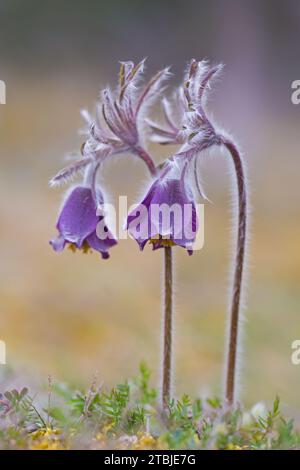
145,59,248,406
49,58,249,410
126,163,198,255
50,165,117,259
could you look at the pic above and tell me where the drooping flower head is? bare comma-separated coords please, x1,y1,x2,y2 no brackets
145,60,248,405
126,160,198,255
145,60,224,199
50,164,117,259
125,60,225,255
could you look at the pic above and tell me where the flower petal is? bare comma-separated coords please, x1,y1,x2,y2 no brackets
126,177,198,252
86,230,117,258
49,236,66,252
57,187,98,247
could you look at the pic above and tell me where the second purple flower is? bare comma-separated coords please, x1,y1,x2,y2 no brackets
126,165,198,255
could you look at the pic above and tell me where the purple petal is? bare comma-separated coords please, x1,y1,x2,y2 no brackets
86,230,117,258
57,187,98,247
126,178,198,252
126,180,158,229
49,236,66,252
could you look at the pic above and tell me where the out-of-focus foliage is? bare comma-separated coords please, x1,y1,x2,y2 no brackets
0,364,299,450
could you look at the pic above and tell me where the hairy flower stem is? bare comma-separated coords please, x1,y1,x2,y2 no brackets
134,146,157,177
222,138,247,405
162,246,173,408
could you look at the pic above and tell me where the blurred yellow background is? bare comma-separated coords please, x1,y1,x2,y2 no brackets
0,0,299,411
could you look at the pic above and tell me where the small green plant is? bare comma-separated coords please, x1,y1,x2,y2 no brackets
0,365,299,450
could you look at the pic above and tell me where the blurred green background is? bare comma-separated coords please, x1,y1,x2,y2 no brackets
0,0,299,410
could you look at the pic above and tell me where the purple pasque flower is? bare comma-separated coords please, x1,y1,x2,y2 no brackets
126,162,198,254
50,166,117,259
145,59,224,201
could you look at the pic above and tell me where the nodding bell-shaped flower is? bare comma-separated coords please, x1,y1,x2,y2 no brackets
145,59,225,203
126,161,198,255
50,165,117,259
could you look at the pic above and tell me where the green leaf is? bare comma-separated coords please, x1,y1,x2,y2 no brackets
47,406,68,425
